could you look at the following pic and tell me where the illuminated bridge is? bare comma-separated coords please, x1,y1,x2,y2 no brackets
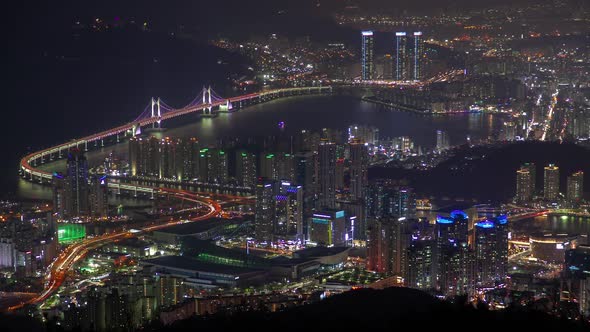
19,85,332,194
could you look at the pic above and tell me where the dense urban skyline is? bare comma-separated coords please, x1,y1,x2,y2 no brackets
3,0,590,331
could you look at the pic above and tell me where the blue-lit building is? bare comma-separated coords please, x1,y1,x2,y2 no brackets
564,245,590,317
275,181,303,242
361,31,374,80
474,215,508,288
434,210,472,296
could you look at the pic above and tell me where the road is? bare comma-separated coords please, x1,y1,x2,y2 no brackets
8,189,222,311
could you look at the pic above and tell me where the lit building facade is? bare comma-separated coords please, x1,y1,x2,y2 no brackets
361,31,374,80
309,210,346,247
544,164,560,201
235,150,257,188
394,32,408,80
473,216,508,288
516,168,533,203
567,171,584,206
255,178,277,244
412,32,424,81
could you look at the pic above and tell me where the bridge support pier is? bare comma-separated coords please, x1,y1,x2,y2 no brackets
134,187,137,197
116,134,120,143
85,141,88,151
101,139,104,147
58,149,62,158
40,155,45,164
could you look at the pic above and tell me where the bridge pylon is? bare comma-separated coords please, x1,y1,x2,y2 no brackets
151,97,162,128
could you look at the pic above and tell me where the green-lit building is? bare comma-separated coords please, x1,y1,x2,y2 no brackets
58,223,86,244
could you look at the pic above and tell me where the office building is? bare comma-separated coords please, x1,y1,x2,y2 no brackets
567,171,584,206
309,210,346,246
544,164,560,201
361,31,374,80
275,182,304,241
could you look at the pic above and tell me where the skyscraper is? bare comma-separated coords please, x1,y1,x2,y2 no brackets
198,148,228,184
309,209,346,246
235,150,257,188
395,32,408,81
544,164,560,201
434,211,472,296
567,171,584,206
361,31,374,80
405,239,434,289
366,216,410,276
516,168,533,204
366,180,416,220
158,137,177,179
129,137,140,176
294,151,315,215
521,162,536,195
255,178,277,244
349,140,368,200
65,148,89,217
276,182,304,242
412,32,424,81
89,175,109,218
318,141,337,209
176,137,199,181
473,216,508,288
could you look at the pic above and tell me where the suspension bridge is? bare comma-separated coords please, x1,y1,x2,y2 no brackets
19,85,332,194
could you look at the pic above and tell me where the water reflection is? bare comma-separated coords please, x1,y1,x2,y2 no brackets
18,95,504,201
